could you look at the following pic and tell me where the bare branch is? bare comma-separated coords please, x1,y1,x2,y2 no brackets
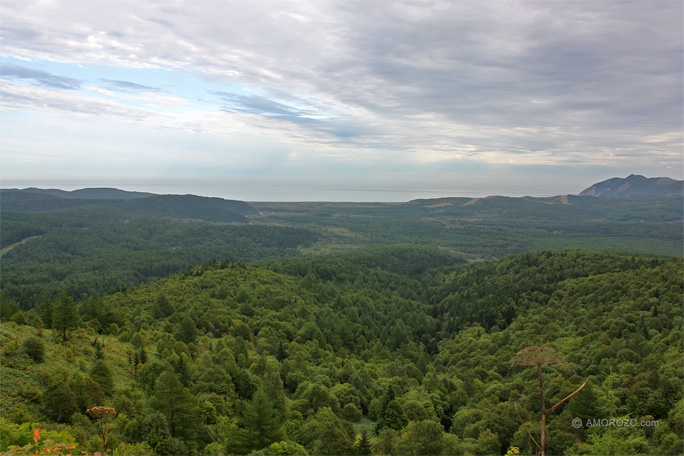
514,403,541,450
548,379,588,413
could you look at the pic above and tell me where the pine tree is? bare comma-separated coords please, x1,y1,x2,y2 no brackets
90,359,114,396
235,389,286,453
358,430,372,456
53,293,79,341
262,362,288,425
178,316,198,344
152,292,173,319
149,370,199,440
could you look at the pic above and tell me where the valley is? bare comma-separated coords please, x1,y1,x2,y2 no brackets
0,185,682,455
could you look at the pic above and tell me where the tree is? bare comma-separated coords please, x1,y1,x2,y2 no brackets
149,370,199,441
234,389,286,453
90,359,115,396
261,361,288,425
178,316,198,344
300,407,354,455
357,430,372,456
511,346,587,456
53,293,79,340
378,399,408,431
21,336,45,362
395,420,445,455
477,428,500,455
253,441,309,455
152,292,174,319
43,379,78,422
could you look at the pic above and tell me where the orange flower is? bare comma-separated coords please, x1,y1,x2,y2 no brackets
33,428,40,444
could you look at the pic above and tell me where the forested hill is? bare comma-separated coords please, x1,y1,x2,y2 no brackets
0,189,256,222
16,187,155,200
1,248,682,455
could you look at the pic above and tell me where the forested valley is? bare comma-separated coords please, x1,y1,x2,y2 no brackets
1,190,683,455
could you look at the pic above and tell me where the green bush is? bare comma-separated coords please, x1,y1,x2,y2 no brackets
21,336,45,363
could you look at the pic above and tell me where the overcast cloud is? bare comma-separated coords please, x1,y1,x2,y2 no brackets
1,0,681,200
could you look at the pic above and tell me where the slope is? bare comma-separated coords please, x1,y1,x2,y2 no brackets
1,248,681,455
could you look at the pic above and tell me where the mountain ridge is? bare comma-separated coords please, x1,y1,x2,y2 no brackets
579,174,683,197
0,188,257,222
17,187,155,199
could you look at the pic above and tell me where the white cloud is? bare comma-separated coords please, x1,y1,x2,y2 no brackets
1,0,682,196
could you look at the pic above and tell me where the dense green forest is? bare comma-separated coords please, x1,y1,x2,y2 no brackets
1,190,682,454
250,196,683,259
1,213,318,307
1,193,681,308
1,248,682,455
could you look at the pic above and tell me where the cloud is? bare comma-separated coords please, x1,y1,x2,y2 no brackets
216,91,317,120
1,0,682,194
102,79,160,92
0,62,81,89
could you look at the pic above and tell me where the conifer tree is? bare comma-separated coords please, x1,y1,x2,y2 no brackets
53,292,78,341
152,292,173,319
234,389,286,453
90,359,114,396
358,430,372,456
150,370,199,440
178,316,198,344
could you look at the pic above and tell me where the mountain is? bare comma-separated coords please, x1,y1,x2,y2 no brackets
579,174,683,197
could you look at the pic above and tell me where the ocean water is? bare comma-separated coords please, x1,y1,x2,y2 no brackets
2,180,568,202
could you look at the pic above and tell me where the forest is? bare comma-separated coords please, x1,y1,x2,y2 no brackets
1,192,681,307
1,247,682,455
0,191,683,455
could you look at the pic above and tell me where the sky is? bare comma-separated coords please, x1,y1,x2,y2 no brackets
1,0,682,201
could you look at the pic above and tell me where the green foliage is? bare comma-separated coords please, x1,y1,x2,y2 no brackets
42,380,78,423
1,297,20,322
1,248,682,455
89,360,114,396
300,407,354,455
178,316,198,344
250,440,309,456
149,371,199,441
234,390,286,454
21,336,45,363
52,293,79,341
394,420,446,455
1,213,318,307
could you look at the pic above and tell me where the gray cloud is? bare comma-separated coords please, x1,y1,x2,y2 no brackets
102,79,160,92
0,63,81,89
217,92,315,119
1,0,681,185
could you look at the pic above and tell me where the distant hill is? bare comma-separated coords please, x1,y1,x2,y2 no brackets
129,194,257,221
579,174,683,197
19,187,154,199
0,188,257,222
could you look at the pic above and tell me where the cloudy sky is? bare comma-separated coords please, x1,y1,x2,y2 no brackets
1,1,682,201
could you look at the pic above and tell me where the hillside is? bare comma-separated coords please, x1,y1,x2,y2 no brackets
0,189,256,222
18,187,155,199
1,248,682,455
2,189,682,308
579,174,683,197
